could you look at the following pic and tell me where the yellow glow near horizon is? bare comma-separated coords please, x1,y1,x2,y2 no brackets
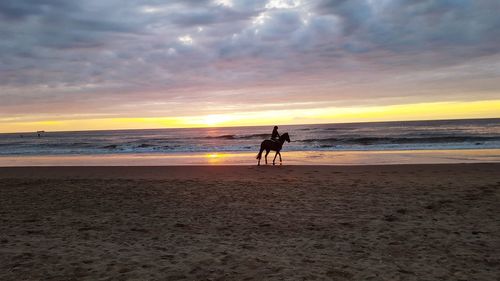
1,99,499,133
199,114,233,126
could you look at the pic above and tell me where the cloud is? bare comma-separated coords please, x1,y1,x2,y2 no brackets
315,0,500,56
0,0,499,122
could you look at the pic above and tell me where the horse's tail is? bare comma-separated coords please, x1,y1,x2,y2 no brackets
256,149,262,160
256,143,263,159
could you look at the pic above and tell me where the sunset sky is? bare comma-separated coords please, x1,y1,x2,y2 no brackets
1,0,499,133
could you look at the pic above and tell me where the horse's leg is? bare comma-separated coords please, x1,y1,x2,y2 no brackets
273,151,278,165
279,152,282,164
265,150,270,165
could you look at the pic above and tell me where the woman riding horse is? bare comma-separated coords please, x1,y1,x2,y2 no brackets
256,132,290,165
271,126,280,142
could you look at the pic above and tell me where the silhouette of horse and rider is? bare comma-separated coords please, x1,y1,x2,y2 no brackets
257,126,291,166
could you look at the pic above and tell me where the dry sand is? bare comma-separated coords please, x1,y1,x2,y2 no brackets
0,164,499,280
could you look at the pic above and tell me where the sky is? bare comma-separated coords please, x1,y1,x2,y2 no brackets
1,0,499,133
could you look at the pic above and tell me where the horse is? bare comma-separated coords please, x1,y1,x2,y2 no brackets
256,133,291,166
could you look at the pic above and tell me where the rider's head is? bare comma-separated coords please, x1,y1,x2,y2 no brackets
274,126,278,129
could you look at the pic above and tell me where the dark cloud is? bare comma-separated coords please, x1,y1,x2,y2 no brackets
0,0,77,21
169,6,257,26
0,0,499,120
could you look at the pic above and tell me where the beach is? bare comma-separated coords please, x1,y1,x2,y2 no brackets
1,164,499,280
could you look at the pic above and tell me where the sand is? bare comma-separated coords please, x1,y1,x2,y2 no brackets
0,164,499,280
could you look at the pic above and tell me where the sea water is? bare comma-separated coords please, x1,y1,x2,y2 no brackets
1,118,499,156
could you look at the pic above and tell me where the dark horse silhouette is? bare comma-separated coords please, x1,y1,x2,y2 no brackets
256,133,291,165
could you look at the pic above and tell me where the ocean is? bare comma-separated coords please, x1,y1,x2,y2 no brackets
1,118,499,156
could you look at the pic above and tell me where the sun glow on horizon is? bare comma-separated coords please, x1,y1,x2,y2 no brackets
0,100,499,133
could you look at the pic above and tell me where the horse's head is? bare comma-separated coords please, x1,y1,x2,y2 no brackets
282,132,291,143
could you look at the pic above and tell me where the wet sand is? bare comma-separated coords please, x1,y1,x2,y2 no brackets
0,164,499,280
1,149,500,166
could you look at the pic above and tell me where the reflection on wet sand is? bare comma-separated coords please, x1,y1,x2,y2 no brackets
0,149,499,166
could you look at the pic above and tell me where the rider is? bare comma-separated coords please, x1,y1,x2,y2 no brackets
271,126,280,142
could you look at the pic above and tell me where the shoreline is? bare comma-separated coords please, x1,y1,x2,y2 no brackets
0,149,499,166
